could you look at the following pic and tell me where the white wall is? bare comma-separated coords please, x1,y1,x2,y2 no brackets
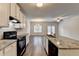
26,20,30,45
26,20,30,35
59,15,79,40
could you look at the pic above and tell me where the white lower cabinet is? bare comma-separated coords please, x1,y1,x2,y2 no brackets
0,50,4,56
58,49,79,56
4,42,17,56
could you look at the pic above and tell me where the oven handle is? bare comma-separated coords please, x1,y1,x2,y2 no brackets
17,38,25,41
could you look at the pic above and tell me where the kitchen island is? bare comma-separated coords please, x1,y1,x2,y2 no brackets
47,35,79,56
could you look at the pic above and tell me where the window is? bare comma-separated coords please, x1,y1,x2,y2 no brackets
34,24,42,32
52,26,55,35
47,25,55,35
47,25,52,35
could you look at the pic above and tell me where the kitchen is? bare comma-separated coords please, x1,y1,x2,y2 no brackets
0,3,79,56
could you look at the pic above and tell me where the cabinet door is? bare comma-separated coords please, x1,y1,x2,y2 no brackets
48,40,58,56
0,50,3,56
19,11,24,23
16,4,20,20
10,3,16,18
0,3,10,27
5,42,17,56
59,49,79,56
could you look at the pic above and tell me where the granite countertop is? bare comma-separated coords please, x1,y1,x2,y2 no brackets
0,31,29,51
0,40,17,50
47,35,79,49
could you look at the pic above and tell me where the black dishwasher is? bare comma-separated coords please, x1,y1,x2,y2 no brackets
48,40,58,56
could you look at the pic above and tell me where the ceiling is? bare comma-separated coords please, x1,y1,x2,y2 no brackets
19,3,79,21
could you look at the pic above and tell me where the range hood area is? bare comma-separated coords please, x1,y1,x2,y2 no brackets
9,16,21,23
9,16,23,29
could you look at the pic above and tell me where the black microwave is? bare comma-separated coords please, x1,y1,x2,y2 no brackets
3,31,17,39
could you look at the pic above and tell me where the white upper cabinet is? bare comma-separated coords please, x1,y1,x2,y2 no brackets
11,3,21,20
16,4,20,20
10,3,16,18
11,3,26,23
0,3,26,27
0,3,10,27
19,10,24,23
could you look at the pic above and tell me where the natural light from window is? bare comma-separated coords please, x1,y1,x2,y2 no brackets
34,24,42,33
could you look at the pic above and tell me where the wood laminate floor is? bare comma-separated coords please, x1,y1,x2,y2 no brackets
24,36,47,56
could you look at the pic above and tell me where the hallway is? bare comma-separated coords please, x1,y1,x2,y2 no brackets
24,36,47,56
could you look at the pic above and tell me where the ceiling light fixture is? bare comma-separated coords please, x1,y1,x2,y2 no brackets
36,3,43,7
57,17,63,22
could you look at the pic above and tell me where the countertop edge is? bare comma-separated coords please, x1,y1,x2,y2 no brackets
0,40,17,51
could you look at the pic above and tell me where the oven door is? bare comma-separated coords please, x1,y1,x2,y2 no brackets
17,36,26,56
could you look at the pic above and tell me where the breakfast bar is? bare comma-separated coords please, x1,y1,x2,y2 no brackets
47,36,79,56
